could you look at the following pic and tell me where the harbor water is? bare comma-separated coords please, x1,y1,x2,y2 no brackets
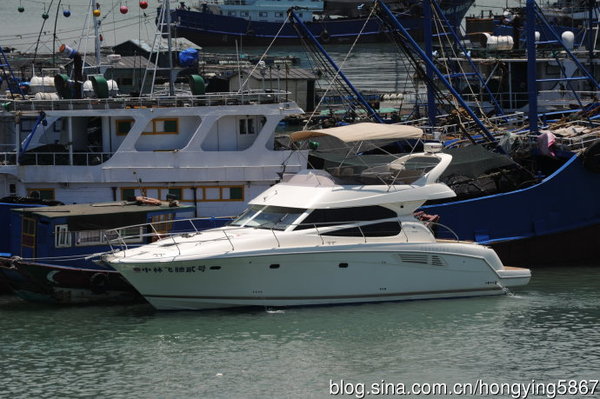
2,2,600,398
1,265,599,398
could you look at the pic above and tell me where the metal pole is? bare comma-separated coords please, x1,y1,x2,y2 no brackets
423,0,436,126
526,0,538,133
92,0,101,66
165,0,175,96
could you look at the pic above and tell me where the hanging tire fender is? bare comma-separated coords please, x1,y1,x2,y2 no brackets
90,272,108,294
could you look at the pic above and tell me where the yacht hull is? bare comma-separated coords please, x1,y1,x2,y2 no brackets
109,247,530,310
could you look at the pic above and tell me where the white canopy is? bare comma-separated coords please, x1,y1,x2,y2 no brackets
290,122,423,143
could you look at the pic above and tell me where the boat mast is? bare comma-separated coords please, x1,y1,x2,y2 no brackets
423,0,437,126
588,0,595,91
165,0,175,96
92,0,101,66
526,0,538,134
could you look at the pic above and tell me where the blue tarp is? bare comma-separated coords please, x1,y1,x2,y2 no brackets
178,48,199,67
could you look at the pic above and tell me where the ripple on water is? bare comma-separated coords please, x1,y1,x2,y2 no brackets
1,266,599,398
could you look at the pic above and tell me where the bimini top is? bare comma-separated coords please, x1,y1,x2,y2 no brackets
289,122,423,143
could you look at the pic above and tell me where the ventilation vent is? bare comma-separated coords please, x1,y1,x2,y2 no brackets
399,253,428,264
431,255,447,267
399,253,447,267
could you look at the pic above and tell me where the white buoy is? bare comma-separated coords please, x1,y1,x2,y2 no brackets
107,79,120,96
561,31,575,50
83,80,94,97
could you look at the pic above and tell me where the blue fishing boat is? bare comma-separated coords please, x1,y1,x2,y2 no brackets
0,199,229,304
288,0,600,267
168,0,474,46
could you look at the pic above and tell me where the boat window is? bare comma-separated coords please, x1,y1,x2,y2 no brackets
322,222,402,237
82,227,144,246
296,206,396,230
230,205,263,226
55,225,72,248
231,205,305,230
402,156,440,172
27,188,55,200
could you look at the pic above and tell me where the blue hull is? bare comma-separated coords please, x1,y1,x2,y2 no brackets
0,217,232,303
170,1,474,46
423,154,600,266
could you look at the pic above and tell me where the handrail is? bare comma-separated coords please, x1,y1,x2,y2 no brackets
427,221,460,241
0,151,114,166
105,215,427,255
6,89,294,112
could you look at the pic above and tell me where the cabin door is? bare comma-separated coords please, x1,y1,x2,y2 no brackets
20,216,36,258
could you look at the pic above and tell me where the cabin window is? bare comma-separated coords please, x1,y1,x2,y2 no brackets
322,222,402,237
167,188,182,201
143,118,179,135
120,186,244,203
227,187,243,200
275,12,284,17
55,224,72,248
22,216,36,248
74,230,106,246
239,118,257,135
78,227,144,246
231,205,305,230
297,206,397,230
259,11,268,17
228,11,236,16
27,189,55,200
121,188,137,201
116,119,134,136
240,11,249,17
197,186,244,202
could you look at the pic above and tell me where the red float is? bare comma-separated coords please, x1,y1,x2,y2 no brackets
120,5,129,14
139,1,148,9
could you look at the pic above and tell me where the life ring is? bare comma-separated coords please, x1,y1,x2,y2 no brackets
90,273,108,294
320,30,331,43
583,140,600,173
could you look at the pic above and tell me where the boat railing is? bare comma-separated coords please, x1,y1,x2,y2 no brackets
105,216,417,255
426,221,460,242
104,216,235,255
6,90,293,112
417,111,527,138
0,151,114,166
459,89,599,114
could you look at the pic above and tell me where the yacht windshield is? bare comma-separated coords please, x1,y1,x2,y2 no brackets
230,206,306,230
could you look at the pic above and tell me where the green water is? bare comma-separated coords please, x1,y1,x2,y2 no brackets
1,265,600,398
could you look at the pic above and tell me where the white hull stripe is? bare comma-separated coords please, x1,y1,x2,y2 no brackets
145,286,503,301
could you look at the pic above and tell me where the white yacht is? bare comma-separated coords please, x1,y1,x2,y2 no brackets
101,135,531,310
